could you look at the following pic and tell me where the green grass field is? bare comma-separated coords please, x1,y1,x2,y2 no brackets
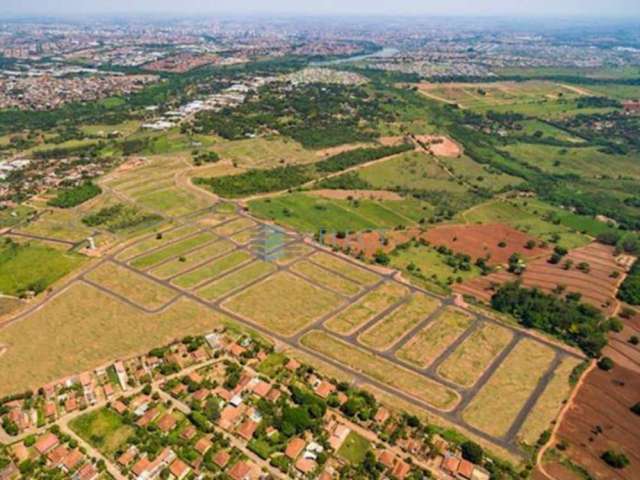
0,240,85,296
249,193,417,234
337,431,371,464
70,408,134,456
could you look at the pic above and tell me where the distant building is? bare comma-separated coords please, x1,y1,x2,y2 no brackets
623,100,640,114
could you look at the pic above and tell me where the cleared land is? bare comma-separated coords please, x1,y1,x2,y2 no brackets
85,261,177,310
130,232,217,269
213,217,256,236
463,339,556,437
308,252,381,286
0,282,227,396
437,322,514,387
324,282,409,335
172,250,253,289
222,272,343,336
518,356,582,446
212,137,317,168
148,239,236,279
301,330,460,411
359,294,441,351
290,260,362,296
395,307,473,367
423,223,550,266
196,261,277,301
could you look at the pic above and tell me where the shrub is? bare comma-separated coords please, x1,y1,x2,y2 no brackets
461,441,483,464
597,357,614,371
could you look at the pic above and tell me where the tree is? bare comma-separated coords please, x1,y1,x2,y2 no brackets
630,402,640,416
597,357,614,371
601,450,629,469
461,441,483,464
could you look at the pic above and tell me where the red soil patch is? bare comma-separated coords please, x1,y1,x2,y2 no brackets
414,135,462,157
309,189,403,201
424,223,550,266
455,243,631,316
553,365,640,480
323,228,420,259
605,310,640,375
379,136,405,146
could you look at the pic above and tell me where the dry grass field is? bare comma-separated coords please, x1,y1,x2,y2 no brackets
301,330,460,411
222,272,343,335
148,239,235,279
115,224,202,261
395,307,473,367
85,262,177,310
437,322,514,387
359,294,441,351
213,217,256,236
463,338,556,437
130,232,217,269
324,282,409,335
290,260,362,296
0,282,227,396
196,261,277,301
308,252,381,286
517,356,582,446
172,250,253,289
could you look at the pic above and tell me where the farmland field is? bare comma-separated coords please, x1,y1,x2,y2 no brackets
0,282,227,396
222,272,343,335
301,330,460,411
359,293,441,351
324,282,409,335
463,339,556,437
395,307,473,367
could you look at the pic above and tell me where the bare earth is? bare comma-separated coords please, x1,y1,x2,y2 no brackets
309,189,403,201
414,135,463,157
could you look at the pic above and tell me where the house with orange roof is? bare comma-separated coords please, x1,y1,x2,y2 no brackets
75,462,98,480
218,405,243,430
314,381,335,399
251,381,271,398
285,437,306,460
237,419,258,440
228,460,251,480
285,358,300,371
295,457,317,475
213,450,230,468
157,413,177,432
374,407,390,424
61,449,83,472
169,458,190,480
34,433,59,455
195,437,212,455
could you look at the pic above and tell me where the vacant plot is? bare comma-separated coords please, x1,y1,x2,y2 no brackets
172,250,253,289
133,185,210,217
222,272,343,336
437,322,514,387
196,261,277,302
290,260,362,296
359,294,441,351
440,154,523,191
0,240,85,296
423,223,550,266
308,252,381,286
301,330,459,411
395,307,473,368
149,240,235,279
415,135,462,157
212,137,317,168
463,339,556,437
70,407,134,456
214,217,256,236
518,356,582,446
115,224,202,261
229,228,260,245
272,243,315,266
130,232,217,269
18,208,94,243
337,431,371,464
0,282,227,397
324,282,409,335
86,262,177,310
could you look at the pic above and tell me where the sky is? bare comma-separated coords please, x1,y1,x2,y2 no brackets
2,0,640,18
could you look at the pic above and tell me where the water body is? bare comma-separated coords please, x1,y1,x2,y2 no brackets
311,47,399,66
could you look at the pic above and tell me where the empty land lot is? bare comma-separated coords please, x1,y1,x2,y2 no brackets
301,330,460,411
396,307,473,368
222,272,343,335
463,338,556,438
324,282,409,335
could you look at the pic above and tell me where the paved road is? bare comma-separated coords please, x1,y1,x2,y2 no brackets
0,204,585,457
